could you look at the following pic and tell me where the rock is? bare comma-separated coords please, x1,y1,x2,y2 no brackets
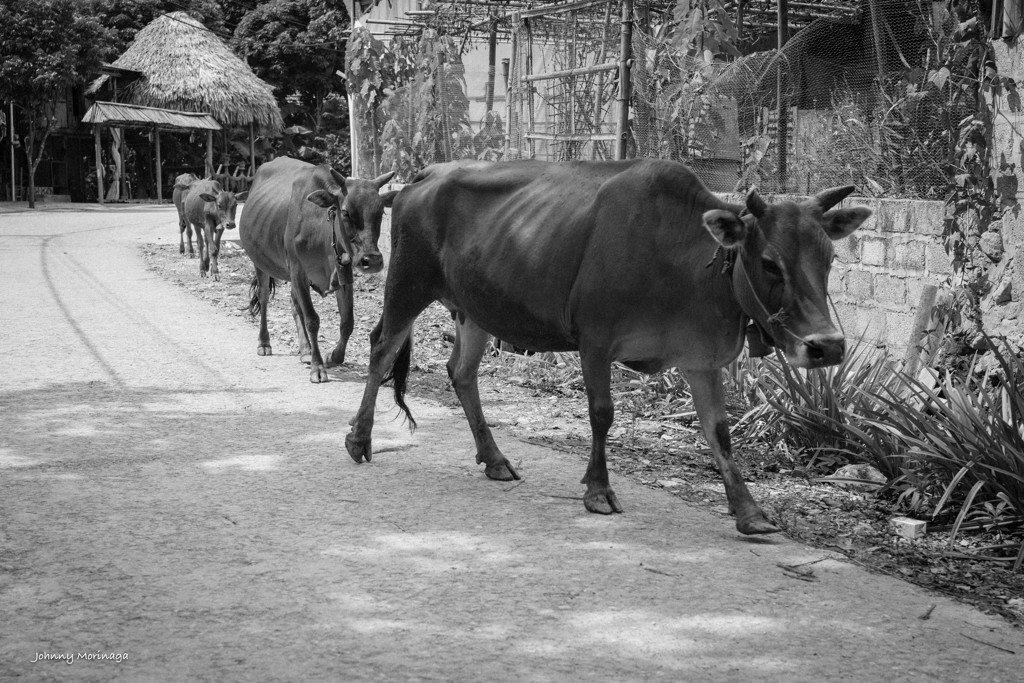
980,230,1004,261
827,464,887,492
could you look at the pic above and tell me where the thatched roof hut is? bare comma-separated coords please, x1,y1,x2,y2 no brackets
88,12,283,134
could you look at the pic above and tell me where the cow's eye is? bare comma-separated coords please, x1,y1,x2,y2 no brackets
762,258,783,278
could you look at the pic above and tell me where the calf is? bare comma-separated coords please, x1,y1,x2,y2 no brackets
183,179,247,281
172,173,198,257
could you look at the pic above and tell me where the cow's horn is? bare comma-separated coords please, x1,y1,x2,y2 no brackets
745,187,767,218
329,168,349,196
374,171,397,188
812,185,856,211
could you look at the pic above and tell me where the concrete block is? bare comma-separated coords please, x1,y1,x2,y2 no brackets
886,310,917,353
910,200,946,236
834,234,860,264
925,242,953,275
846,269,873,299
874,274,907,305
874,199,911,233
862,238,887,266
890,241,927,272
891,517,927,540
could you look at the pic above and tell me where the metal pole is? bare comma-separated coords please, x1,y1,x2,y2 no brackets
776,0,789,191
94,124,104,204
486,18,497,112
614,0,634,161
154,125,162,203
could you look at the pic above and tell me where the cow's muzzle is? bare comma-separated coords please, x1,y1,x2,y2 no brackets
356,252,384,273
792,333,846,368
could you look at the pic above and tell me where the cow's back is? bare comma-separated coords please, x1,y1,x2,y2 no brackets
393,158,740,358
239,157,313,281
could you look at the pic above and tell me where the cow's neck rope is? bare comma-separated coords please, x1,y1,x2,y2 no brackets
327,206,351,267
734,255,806,346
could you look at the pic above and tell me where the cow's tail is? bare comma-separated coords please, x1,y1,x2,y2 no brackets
247,274,276,317
382,333,416,430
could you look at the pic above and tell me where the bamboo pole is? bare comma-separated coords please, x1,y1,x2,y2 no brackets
614,0,634,161
505,17,518,159
486,18,497,112
154,125,162,203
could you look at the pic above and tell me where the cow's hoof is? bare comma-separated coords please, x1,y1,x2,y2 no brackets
484,458,520,481
310,366,330,383
345,433,371,463
212,273,221,282
257,345,272,356
584,489,623,515
189,252,195,259
179,246,184,255
736,514,780,535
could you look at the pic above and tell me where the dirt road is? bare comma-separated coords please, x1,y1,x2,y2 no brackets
0,205,1020,681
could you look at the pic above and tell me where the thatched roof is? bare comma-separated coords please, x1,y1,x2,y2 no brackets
88,12,283,134
83,101,222,131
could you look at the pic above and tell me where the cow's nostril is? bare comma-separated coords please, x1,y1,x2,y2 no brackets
360,256,372,268
807,343,825,360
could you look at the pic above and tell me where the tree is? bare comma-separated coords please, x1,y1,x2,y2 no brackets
233,0,349,135
93,0,244,55
0,0,109,207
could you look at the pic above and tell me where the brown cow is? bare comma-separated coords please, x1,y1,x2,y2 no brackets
238,157,397,382
172,173,198,257
346,158,871,535
183,178,246,281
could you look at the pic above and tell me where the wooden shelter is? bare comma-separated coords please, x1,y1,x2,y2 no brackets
85,11,283,199
81,101,222,204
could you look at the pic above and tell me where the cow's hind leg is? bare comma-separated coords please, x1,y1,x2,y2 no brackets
579,347,623,514
685,368,779,535
196,223,209,277
327,264,354,366
250,270,273,356
447,316,519,481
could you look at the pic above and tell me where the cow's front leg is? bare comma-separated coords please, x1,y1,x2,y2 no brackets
290,283,328,383
327,264,354,366
579,347,622,514
209,227,223,281
195,223,208,277
686,368,779,535
447,317,519,481
179,220,186,255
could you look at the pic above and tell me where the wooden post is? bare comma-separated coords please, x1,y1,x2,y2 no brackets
94,124,104,204
154,125,162,204
504,16,518,159
614,0,634,160
206,129,214,178
8,102,16,202
903,284,939,378
776,0,789,191
249,121,256,176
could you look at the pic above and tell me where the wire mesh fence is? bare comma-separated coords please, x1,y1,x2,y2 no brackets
347,0,1000,199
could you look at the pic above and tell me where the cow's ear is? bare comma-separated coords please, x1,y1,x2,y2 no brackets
199,192,217,203
306,190,335,208
822,206,872,240
703,210,747,248
234,191,248,202
379,189,399,207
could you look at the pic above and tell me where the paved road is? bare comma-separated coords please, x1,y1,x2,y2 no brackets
0,205,1020,681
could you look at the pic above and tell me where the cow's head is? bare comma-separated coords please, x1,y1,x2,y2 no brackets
702,186,871,369
199,187,247,231
306,168,398,275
